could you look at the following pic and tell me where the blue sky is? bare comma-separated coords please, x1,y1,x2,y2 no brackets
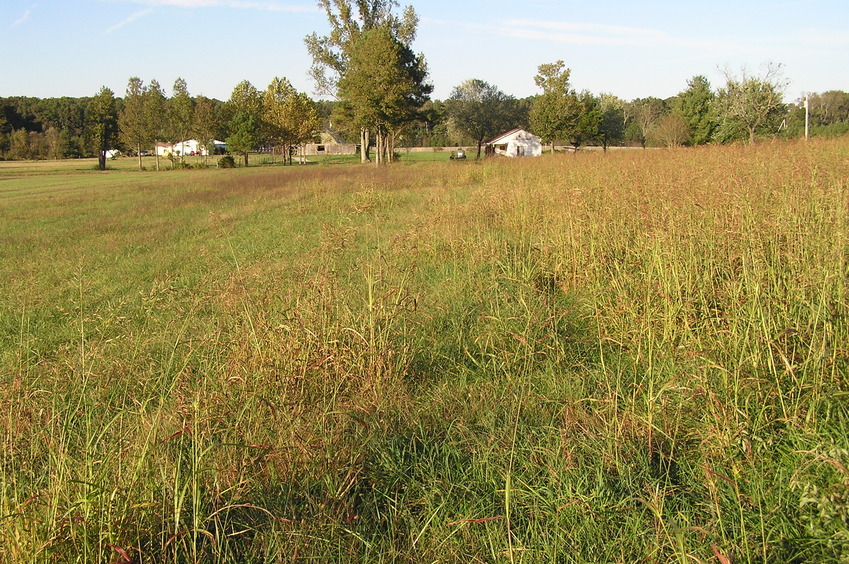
1,0,847,102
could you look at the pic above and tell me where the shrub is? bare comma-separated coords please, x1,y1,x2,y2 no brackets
218,155,236,169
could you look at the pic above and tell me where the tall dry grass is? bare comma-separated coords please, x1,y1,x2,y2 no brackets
1,138,848,562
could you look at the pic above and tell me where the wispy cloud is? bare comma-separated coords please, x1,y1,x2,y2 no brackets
499,18,736,52
100,0,315,12
11,7,34,28
796,28,849,48
107,8,154,33
505,19,666,45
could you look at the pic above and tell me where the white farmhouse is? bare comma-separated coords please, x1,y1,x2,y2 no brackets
486,129,543,158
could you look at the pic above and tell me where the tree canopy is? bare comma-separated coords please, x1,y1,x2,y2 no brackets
304,0,418,97
337,26,431,163
119,77,150,170
446,79,516,159
716,63,787,144
263,77,322,164
86,86,119,171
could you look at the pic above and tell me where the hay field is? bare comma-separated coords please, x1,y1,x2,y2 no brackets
1,139,848,562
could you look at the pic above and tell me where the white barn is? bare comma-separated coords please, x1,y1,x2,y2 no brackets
157,139,227,157
487,129,543,158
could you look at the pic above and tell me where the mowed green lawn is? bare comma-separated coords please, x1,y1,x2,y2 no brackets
1,139,848,562
0,148,461,178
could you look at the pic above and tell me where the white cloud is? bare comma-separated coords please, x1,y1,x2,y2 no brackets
505,19,666,43
11,7,34,28
107,8,154,33
100,0,315,12
500,18,738,52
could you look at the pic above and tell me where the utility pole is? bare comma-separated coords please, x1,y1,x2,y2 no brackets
804,94,810,140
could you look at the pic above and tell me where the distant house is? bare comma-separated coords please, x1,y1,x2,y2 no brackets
304,127,358,156
486,129,543,158
156,139,226,157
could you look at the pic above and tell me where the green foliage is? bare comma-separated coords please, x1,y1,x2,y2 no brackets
119,77,150,169
262,77,323,164
570,90,602,149
143,80,168,170
168,78,194,157
217,154,236,168
228,79,263,122
672,75,717,144
782,90,849,140
193,94,221,164
626,97,667,148
86,86,118,170
337,26,431,163
304,0,419,97
446,78,516,159
527,61,603,149
529,60,578,145
225,112,260,166
716,63,787,144
597,93,626,149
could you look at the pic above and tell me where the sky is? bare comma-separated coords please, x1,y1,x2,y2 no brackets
1,0,847,103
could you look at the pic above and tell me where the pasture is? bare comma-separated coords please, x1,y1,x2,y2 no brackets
1,139,848,562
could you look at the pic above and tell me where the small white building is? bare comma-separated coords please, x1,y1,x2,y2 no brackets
486,129,543,158
157,139,227,157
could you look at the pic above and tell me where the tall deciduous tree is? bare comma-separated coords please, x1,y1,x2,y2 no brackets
529,60,579,151
626,97,666,148
305,0,418,96
225,113,260,167
263,77,298,163
86,86,118,171
226,80,264,165
651,113,691,147
597,93,625,151
285,91,322,163
567,90,602,151
529,62,601,152
168,77,194,161
262,77,321,164
305,0,419,162
144,80,167,170
446,79,515,159
337,26,430,164
228,80,263,122
119,77,149,170
716,63,787,144
811,90,849,125
193,94,219,165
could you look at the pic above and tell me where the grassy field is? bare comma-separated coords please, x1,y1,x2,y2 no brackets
0,149,461,178
1,139,848,562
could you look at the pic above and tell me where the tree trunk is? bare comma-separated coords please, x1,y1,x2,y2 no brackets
475,139,483,160
244,153,249,167
98,150,107,171
387,130,396,163
360,128,372,163
137,143,143,170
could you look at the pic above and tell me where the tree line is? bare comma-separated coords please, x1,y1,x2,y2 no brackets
2,0,848,166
